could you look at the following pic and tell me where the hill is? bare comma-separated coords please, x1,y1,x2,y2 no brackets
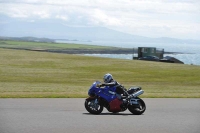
1,21,200,44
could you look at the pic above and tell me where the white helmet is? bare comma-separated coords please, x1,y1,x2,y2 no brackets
103,73,113,83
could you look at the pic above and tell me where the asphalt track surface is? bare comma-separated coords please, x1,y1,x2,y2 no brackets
0,98,199,133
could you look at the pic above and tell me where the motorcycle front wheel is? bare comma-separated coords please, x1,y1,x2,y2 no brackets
128,98,146,115
85,99,103,114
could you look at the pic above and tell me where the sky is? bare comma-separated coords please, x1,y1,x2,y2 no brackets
0,0,200,40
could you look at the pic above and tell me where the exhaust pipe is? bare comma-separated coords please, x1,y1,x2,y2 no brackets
128,90,144,98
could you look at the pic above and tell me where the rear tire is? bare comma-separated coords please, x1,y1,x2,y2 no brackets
85,99,103,114
128,98,146,115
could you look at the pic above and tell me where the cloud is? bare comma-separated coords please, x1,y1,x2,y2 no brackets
89,9,122,26
0,0,199,39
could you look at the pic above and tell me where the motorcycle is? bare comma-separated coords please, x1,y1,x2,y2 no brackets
84,81,146,115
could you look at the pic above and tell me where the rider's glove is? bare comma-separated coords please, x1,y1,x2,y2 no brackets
96,84,101,87
101,83,105,86
96,84,106,87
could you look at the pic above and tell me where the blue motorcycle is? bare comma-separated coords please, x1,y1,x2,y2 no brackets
84,81,146,115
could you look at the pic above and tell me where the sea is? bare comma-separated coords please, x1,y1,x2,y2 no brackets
56,40,200,66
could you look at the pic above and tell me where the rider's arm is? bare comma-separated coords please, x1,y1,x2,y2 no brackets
101,81,117,87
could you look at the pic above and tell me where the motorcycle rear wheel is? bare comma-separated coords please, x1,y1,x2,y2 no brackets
128,98,146,115
85,99,103,114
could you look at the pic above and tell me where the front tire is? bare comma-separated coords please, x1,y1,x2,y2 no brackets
128,98,146,115
85,99,103,114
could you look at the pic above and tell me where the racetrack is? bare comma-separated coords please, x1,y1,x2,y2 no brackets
0,98,199,133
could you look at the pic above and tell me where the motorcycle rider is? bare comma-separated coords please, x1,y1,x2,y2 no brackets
97,73,129,97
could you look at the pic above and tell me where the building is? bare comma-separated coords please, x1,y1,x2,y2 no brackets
133,47,164,59
133,47,184,64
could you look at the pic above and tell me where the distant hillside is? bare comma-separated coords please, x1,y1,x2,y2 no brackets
1,21,200,44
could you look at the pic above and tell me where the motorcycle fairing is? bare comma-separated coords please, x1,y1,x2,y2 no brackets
109,98,123,112
97,86,117,102
88,81,118,102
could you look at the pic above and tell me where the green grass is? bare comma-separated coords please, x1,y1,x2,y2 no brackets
0,40,120,50
0,48,200,98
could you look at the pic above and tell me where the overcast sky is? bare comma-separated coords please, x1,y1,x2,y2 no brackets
0,0,200,40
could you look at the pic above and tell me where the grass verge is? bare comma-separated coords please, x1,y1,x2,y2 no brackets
0,40,119,49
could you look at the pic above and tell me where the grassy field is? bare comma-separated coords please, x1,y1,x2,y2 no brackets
0,40,120,50
0,47,200,98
